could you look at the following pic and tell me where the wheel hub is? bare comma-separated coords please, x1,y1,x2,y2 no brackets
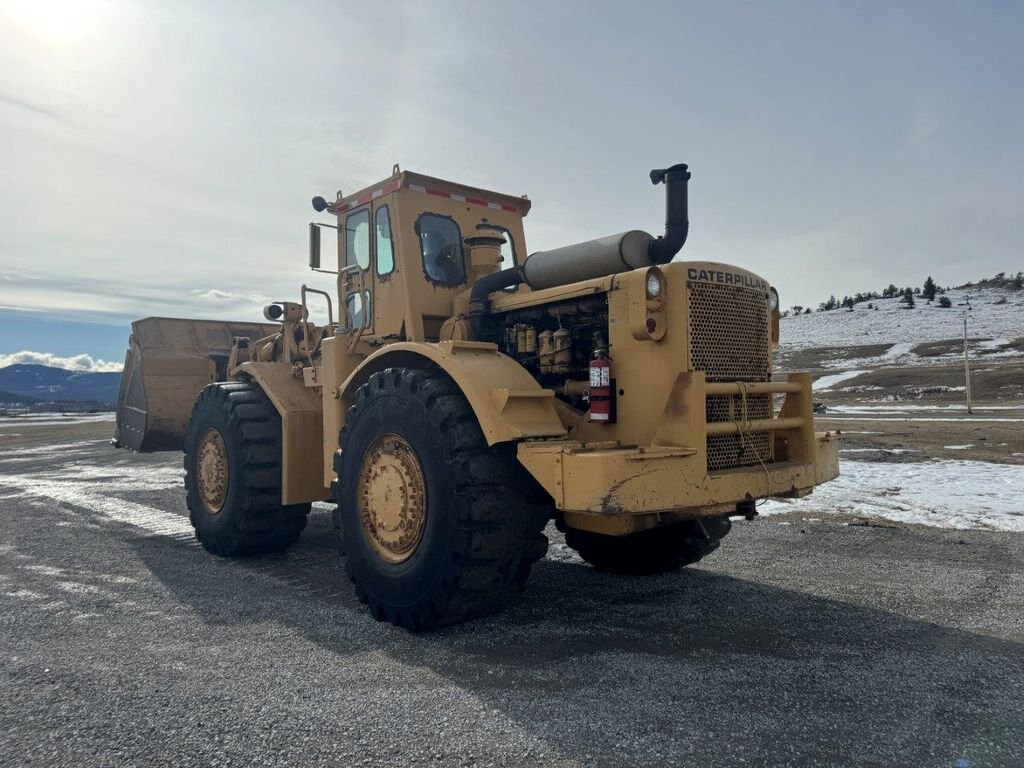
197,428,228,514
358,434,426,563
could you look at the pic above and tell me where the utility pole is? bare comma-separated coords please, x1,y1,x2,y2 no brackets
963,315,973,414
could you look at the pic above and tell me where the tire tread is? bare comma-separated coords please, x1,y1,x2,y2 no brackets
184,381,311,556
333,367,550,630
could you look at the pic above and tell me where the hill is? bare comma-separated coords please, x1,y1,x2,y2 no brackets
0,364,122,405
776,285,1024,371
0,389,40,405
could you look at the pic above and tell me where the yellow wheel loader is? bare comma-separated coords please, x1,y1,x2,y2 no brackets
115,162,839,630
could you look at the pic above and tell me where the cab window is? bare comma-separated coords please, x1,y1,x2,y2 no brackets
345,208,370,270
347,291,371,329
375,206,394,276
496,226,516,270
415,213,465,285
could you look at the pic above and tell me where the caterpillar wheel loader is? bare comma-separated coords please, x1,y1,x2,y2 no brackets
115,162,839,631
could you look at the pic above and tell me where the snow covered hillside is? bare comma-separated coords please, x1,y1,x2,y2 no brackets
778,286,1023,369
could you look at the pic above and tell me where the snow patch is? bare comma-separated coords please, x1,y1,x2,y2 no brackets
884,342,915,359
824,416,1024,423
978,338,1010,350
840,448,918,454
814,370,868,391
0,450,192,539
828,403,1022,414
762,458,1024,531
0,413,114,427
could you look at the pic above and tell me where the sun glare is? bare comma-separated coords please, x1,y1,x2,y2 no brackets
4,0,108,47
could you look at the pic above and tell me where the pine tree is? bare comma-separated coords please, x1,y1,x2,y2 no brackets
922,276,937,301
938,296,952,308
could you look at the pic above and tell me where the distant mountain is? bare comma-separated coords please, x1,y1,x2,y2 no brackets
0,389,40,405
0,364,121,405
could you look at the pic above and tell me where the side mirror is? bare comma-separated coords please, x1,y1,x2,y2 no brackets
309,223,321,270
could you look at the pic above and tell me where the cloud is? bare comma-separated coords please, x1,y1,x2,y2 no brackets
0,350,122,373
192,288,237,301
191,288,270,304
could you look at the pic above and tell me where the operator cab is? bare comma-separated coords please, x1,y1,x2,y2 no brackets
309,167,531,342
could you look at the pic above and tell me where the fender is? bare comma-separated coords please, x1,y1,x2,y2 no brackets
336,340,567,446
235,361,330,506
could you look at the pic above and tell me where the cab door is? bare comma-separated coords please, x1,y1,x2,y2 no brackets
341,205,373,333
370,202,400,337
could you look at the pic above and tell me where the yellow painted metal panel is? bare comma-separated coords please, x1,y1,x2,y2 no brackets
237,361,330,505
334,341,566,447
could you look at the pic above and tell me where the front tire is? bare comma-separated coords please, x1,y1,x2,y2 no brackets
334,368,550,631
184,381,310,556
562,516,731,575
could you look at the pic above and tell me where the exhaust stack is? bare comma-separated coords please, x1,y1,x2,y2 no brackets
469,163,690,337
514,163,691,292
647,163,691,264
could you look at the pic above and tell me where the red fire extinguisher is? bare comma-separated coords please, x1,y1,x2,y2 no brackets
589,344,614,423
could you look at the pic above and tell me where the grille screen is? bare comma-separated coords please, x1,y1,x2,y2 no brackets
688,281,774,471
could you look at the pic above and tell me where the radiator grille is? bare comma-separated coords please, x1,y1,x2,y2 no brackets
688,281,774,472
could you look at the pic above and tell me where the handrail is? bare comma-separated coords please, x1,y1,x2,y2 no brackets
338,264,369,354
301,285,334,332
298,284,334,362
705,381,802,396
706,417,803,435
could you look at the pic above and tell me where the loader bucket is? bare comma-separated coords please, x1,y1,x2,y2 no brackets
113,317,278,452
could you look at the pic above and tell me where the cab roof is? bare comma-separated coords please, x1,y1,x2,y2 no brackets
327,168,532,218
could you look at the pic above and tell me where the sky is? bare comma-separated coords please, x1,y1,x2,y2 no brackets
0,0,1021,370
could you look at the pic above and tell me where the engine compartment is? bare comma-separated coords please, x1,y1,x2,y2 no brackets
493,294,609,413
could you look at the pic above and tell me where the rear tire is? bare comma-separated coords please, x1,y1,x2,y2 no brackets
334,368,550,631
562,516,731,575
184,381,310,556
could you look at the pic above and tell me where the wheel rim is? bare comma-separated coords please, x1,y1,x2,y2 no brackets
197,428,229,514
358,434,426,564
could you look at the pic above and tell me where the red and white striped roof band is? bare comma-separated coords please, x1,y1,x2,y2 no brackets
334,180,517,213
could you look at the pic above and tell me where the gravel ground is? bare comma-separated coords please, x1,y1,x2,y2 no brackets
1,427,1022,767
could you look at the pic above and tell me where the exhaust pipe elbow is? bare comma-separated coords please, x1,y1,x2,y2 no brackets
647,163,690,264
469,265,524,340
